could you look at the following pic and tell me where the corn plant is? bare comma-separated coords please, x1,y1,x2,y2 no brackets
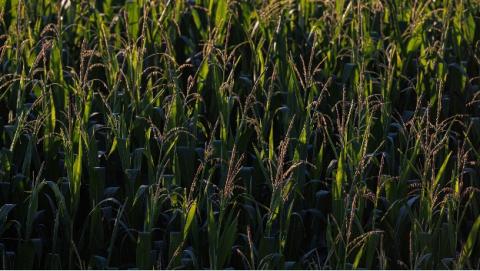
0,0,479,269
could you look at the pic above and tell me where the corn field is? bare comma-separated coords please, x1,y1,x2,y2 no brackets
1,0,480,269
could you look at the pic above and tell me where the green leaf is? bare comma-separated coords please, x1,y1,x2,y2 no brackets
334,152,344,200
457,216,480,268
184,200,197,239
126,0,142,40
218,214,237,268
335,0,345,17
71,139,83,213
433,151,452,189
463,13,475,44
207,203,218,268
353,243,365,269
214,0,227,28
333,150,345,225
407,34,422,54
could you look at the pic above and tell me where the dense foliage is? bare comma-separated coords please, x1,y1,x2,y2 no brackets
1,0,480,269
